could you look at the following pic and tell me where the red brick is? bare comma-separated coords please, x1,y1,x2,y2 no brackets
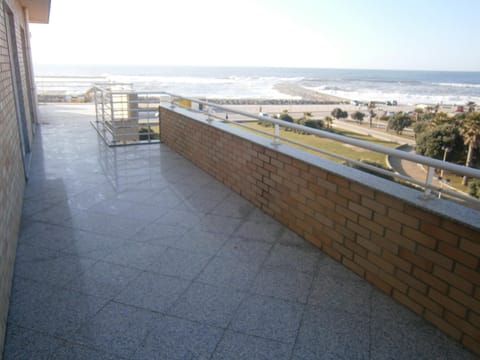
342,257,366,278
371,233,399,255
462,336,480,357
326,191,349,209
265,149,278,159
409,288,443,316
361,196,386,215
299,169,315,183
369,252,395,274
454,264,480,285
348,202,372,219
292,159,309,171
314,212,334,228
366,272,393,295
416,245,453,270
449,287,480,314
444,311,480,340
335,204,358,223
420,222,458,246
307,197,335,213
402,227,437,249
379,270,408,293
327,211,347,227
404,204,441,226
354,254,379,275
396,269,428,293
321,226,344,244
327,174,349,188
392,289,424,315
346,220,370,239
376,192,404,211
357,236,381,255
439,243,479,269
316,177,337,193
424,310,462,341
459,238,480,258
382,250,412,273
299,187,315,202
399,247,433,272
388,208,419,229
428,288,467,318
441,220,479,241
332,241,354,260
359,216,384,236
323,245,342,261
433,266,473,294
468,311,480,329
307,182,326,197
350,182,375,199
335,222,356,240
413,267,448,294
339,187,361,203
374,213,401,233
277,153,292,166
344,238,368,259
258,153,269,163
304,232,324,249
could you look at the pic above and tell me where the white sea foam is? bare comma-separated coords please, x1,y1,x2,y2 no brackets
304,86,480,105
34,66,480,104
437,82,480,89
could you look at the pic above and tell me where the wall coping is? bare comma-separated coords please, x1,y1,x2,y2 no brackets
160,105,480,230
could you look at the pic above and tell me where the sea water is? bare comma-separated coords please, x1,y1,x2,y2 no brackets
34,64,480,105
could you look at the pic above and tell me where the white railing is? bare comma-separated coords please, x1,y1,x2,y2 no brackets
93,85,164,146
163,93,480,209
89,85,480,208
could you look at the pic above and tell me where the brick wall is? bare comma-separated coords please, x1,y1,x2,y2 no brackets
0,1,35,357
160,107,480,356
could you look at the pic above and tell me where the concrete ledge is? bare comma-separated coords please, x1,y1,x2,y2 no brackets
160,105,480,356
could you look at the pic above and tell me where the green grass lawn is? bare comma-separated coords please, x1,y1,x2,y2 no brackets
235,123,398,167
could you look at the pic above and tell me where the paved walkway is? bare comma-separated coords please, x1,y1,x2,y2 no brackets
3,104,476,359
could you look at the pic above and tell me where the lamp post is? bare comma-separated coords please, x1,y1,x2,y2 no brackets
438,145,452,199
439,146,452,179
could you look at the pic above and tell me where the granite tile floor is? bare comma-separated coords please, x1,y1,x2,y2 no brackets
3,104,477,359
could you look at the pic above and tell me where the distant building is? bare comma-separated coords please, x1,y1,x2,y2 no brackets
0,0,50,355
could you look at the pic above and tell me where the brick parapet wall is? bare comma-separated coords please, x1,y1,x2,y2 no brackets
160,106,480,355
0,1,33,357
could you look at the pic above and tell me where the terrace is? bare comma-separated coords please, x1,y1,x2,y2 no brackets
3,101,479,359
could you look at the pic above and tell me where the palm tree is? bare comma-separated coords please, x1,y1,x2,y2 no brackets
467,101,476,113
460,112,480,185
414,108,424,121
325,115,333,129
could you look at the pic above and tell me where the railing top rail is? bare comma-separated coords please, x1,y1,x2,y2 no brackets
92,86,480,179
161,92,480,179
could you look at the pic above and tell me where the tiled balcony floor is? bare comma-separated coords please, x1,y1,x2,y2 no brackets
4,104,476,359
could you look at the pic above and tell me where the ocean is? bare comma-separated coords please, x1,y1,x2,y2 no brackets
34,64,480,105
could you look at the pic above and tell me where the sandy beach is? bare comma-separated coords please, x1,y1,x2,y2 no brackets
206,82,458,120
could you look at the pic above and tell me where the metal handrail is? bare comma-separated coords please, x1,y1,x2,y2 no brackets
159,92,480,208
164,92,480,179
92,86,480,206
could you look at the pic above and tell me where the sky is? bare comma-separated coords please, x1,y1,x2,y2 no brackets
29,0,480,71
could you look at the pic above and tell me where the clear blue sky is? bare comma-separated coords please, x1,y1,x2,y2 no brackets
30,0,480,71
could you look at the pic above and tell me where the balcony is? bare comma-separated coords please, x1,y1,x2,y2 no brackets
3,103,479,359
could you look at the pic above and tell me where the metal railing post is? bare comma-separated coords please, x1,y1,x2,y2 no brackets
424,166,435,198
272,124,280,146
